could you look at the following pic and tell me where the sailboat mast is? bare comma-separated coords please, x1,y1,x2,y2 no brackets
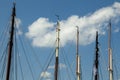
76,26,81,80
54,16,60,80
93,31,99,80
108,22,113,80
6,3,16,80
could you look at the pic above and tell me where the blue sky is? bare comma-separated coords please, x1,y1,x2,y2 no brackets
0,0,120,80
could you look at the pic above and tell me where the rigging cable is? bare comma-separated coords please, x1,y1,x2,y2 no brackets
14,29,25,80
17,19,44,78
59,28,79,80
60,44,76,80
0,17,10,50
18,35,35,80
112,31,119,80
60,28,76,79
17,51,25,80
0,24,10,62
38,39,56,80
58,67,61,80
99,36,109,80
114,62,119,80
0,47,8,80
99,61,103,80
14,25,18,80
23,36,43,72
39,49,56,80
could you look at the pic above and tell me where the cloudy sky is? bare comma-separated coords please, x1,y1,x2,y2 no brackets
26,2,120,47
0,0,120,80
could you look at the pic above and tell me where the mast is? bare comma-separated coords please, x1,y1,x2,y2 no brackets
6,3,16,80
108,22,113,80
76,26,81,80
54,16,60,80
93,31,99,80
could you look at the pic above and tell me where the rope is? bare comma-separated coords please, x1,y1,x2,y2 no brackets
114,63,119,80
0,49,7,80
18,52,25,80
23,36,43,71
0,18,10,49
15,31,25,80
19,35,35,80
39,49,55,80
60,45,76,80
99,62,103,80
14,27,18,80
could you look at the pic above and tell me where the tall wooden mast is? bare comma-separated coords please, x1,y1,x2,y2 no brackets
93,31,99,80
76,26,81,80
54,16,60,80
108,22,113,80
6,3,16,80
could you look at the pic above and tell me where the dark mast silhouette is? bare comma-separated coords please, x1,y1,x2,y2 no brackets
94,31,99,80
6,3,16,80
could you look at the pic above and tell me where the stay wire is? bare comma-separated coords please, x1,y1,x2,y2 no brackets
14,26,18,80
60,49,72,80
23,35,43,71
18,35,35,80
113,59,119,80
15,17,56,80
0,17,10,49
0,48,7,80
17,18,44,72
15,32,25,80
58,67,61,80
60,43,76,80
39,49,56,80
99,62,103,80
99,45,108,70
15,17,37,79
17,51,25,80
59,31,77,80
38,40,58,80
91,40,97,80
0,21,12,80
99,43,108,80
0,44,8,67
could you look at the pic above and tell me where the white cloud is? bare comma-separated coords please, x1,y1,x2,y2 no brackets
40,71,52,79
26,2,120,47
26,18,55,47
